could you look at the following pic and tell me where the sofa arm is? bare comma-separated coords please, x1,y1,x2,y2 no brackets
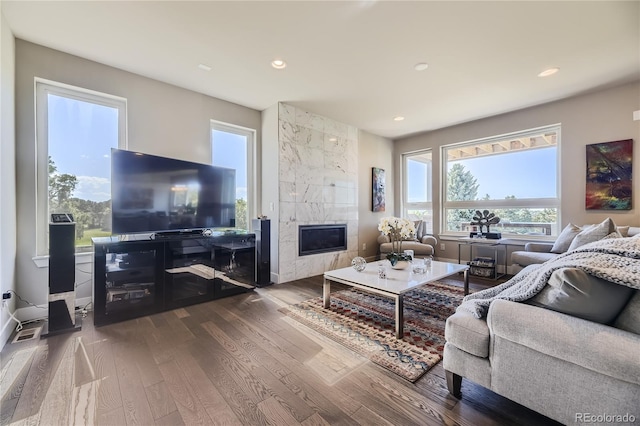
420,235,437,246
524,242,553,253
377,234,390,244
487,299,640,385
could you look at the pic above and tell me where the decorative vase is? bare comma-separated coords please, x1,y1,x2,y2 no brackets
390,260,409,270
386,252,412,270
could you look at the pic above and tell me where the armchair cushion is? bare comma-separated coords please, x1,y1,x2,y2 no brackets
445,309,490,358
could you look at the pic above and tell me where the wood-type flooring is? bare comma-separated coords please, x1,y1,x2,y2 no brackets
1,274,560,425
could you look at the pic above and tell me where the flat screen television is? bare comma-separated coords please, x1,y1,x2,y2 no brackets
111,148,236,235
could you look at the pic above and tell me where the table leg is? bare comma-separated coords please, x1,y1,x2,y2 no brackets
463,269,469,295
395,295,404,339
323,278,330,308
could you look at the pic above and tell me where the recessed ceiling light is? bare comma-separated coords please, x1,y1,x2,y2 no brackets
393,116,405,121
538,67,559,77
414,63,429,71
329,137,338,142
198,63,212,71
271,59,287,69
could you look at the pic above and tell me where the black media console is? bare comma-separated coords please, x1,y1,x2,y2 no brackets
92,230,258,326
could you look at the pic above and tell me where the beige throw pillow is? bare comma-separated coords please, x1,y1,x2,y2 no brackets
616,226,630,237
567,218,616,251
550,223,581,253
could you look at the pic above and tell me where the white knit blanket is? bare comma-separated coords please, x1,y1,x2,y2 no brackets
458,235,640,319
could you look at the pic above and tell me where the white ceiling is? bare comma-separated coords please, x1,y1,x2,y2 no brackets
3,1,639,139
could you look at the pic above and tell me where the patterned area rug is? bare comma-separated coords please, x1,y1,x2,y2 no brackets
280,281,465,382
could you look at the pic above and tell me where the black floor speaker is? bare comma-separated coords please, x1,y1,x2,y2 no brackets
49,222,76,294
43,221,82,337
252,219,271,287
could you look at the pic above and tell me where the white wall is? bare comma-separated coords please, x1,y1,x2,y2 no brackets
14,40,262,316
394,81,640,261
357,130,394,261
0,13,17,350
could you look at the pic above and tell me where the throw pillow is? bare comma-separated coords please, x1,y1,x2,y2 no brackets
567,217,616,251
413,220,424,240
550,223,582,253
616,226,630,237
527,268,635,324
613,291,640,334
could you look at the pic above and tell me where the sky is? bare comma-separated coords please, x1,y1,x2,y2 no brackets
49,95,248,203
407,147,557,201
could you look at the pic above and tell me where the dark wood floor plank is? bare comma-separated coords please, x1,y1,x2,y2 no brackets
11,336,71,421
187,340,271,425
112,341,156,426
172,348,241,425
96,406,127,426
257,396,300,426
278,372,362,426
91,338,123,416
144,381,178,420
154,409,186,426
157,359,213,425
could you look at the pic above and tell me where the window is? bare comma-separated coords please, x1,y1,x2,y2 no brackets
442,125,560,237
402,150,433,233
210,121,256,230
36,80,127,255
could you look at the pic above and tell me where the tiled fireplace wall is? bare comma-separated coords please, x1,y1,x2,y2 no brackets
277,103,359,282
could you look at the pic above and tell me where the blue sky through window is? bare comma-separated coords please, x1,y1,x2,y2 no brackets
212,130,247,201
48,94,117,202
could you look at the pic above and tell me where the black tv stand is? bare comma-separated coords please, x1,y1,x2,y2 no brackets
92,230,258,326
154,228,204,239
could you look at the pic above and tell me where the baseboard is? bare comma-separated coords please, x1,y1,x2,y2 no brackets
1,311,17,351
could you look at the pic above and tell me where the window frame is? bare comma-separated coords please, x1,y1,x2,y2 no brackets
401,149,434,233
209,120,257,229
440,124,561,239
35,78,128,256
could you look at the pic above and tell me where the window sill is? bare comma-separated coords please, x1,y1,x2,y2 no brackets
32,251,93,268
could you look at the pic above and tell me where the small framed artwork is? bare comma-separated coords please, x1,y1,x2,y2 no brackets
585,139,633,210
372,167,386,212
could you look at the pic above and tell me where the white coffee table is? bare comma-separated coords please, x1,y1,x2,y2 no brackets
323,260,469,339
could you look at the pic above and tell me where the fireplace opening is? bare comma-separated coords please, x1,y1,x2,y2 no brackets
299,224,347,256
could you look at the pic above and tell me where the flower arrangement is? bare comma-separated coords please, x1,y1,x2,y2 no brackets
378,217,416,266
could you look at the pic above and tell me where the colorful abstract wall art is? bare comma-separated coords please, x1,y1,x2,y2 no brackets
372,167,386,212
585,139,633,210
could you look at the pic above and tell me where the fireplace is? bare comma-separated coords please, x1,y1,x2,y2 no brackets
299,224,347,256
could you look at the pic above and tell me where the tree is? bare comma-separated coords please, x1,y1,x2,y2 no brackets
235,198,247,230
446,163,479,231
447,163,479,202
48,157,78,213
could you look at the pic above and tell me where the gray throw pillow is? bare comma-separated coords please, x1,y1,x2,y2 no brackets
528,268,635,324
550,223,581,253
613,291,640,334
567,218,616,251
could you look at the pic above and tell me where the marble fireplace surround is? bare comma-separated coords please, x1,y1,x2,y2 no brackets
276,103,359,283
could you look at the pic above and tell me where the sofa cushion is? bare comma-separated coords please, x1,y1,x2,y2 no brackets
550,223,581,253
527,268,635,324
614,290,640,334
567,217,616,251
511,250,557,267
445,309,490,358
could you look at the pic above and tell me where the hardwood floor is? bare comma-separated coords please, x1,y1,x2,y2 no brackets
1,275,560,425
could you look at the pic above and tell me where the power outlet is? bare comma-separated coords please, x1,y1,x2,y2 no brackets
440,243,446,250
362,243,367,250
